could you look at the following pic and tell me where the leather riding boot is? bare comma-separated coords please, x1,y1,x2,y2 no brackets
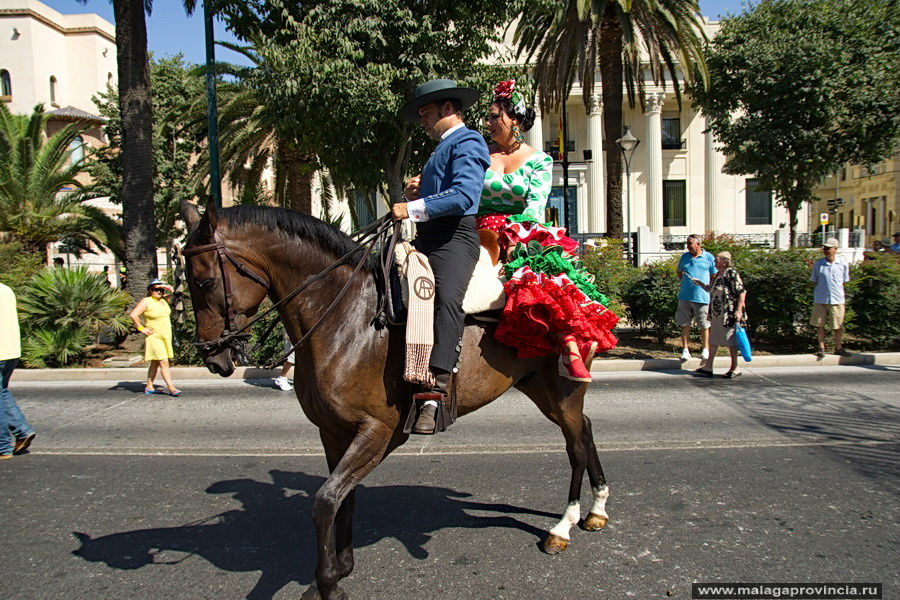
411,371,451,435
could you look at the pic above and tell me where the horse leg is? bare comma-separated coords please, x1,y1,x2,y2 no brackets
515,371,591,554
320,432,358,581
305,421,392,600
581,415,610,531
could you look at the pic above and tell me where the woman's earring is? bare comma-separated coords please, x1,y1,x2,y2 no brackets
511,125,525,144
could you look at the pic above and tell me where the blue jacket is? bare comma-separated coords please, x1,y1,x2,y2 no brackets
418,126,490,219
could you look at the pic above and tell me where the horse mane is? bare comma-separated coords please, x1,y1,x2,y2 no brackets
221,205,378,272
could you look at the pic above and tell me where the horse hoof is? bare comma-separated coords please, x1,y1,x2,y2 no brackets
300,584,321,600
583,513,608,531
542,533,569,554
301,584,347,600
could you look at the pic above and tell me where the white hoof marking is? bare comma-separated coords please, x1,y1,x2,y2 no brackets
589,484,609,519
549,501,580,540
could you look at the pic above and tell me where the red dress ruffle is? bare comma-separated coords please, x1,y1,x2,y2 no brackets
495,267,619,359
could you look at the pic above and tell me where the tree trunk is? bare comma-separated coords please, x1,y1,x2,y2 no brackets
114,0,157,300
279,145,313,215
600,14,624,238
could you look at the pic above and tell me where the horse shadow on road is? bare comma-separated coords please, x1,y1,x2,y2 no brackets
71,469,554,600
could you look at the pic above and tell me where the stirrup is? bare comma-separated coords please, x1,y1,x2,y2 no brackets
558,352,592,382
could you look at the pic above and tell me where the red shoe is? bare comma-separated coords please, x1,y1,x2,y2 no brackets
558,352,592,383
578,341,599,365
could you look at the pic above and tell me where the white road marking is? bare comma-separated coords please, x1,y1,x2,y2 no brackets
27,438,896,457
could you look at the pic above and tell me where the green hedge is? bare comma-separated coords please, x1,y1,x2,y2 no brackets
737,248,819,346
620,257,680,342
848,254,900,346
583,243,899,350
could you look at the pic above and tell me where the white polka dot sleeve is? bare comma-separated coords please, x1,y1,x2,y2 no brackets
522,153,553,221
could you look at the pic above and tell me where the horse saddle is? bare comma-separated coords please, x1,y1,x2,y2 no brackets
389,230,506,324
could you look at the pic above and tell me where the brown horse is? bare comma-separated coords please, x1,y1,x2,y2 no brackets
181,202,611,600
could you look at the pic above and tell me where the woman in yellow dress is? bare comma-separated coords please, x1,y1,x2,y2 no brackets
129,279,181,396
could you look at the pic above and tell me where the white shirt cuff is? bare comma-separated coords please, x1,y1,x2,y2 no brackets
406,199,429,222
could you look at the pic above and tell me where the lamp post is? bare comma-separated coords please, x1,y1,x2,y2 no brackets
616,125,640,263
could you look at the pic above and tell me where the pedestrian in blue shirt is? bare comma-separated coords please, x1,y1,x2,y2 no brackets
675,235,717,362
890,232,900,254
810,238,851,358
391,79,490,435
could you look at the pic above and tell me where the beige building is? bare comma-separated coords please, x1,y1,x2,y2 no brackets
811,156,900,246
0,0,116,114
1,0,119,271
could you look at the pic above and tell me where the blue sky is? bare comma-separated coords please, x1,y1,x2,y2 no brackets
42,0,750,68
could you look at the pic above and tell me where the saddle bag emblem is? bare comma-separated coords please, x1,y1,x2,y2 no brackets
413,276,435,300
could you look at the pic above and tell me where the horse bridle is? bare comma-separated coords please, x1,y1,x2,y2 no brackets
181,229,270,357
181,215,399,367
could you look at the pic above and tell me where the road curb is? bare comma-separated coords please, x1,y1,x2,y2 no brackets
590,351,900,372
11,352,900,382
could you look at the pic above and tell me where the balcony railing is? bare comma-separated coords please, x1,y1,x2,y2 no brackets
660,233,776,250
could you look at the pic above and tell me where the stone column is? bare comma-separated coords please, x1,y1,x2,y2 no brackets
587,94,604,233
645,92,665,233
526,100,543,154
704,124,718,234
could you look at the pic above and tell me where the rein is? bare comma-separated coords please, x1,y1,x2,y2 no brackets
183,214,399,369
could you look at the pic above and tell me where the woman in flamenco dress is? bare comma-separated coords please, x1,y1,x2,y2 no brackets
477,79,618,382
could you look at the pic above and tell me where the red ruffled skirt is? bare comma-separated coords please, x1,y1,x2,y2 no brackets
495,267,618,358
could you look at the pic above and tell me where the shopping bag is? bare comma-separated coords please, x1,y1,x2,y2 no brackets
735,323,752,362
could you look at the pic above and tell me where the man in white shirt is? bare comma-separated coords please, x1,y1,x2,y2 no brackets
809,238,851,358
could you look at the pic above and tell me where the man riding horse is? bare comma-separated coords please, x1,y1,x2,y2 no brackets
391,79,490,435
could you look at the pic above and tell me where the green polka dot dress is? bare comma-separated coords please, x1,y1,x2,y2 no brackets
478,151,553,223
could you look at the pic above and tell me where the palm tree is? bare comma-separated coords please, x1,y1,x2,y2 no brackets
514,0,708,237
183,40,318,214
0,103,123,258
96,0,159,297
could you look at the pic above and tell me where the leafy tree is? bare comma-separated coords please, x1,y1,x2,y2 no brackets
18,266,132,367
0,102,122,258
513,0,708,237
690,0,900,245
217,0,514,207
89,55,205,269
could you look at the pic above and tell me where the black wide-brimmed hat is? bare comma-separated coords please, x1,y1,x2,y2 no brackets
398,79,480,122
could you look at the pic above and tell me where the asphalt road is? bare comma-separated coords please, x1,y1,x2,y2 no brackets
1,365,898,600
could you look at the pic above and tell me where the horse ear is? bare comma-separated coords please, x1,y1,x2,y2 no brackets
205,200,218,231
181,200,201,230
189,201,218,244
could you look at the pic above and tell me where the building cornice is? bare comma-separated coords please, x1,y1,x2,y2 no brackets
0,8,115,43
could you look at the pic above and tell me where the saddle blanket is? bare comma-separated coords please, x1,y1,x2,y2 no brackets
394,240,506,315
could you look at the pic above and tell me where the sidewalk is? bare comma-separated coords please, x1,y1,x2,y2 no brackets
12,352,900,381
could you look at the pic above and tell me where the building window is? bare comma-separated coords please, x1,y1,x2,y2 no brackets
662,117,683,150
0,70,11,97
745,178,772,225
663,180,686,227
50,76,57,104
868,202,877,235
68,135,85,166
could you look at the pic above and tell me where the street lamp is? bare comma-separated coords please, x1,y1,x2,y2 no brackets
616,125,640,263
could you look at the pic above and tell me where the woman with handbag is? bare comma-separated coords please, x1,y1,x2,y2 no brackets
691,251,747,378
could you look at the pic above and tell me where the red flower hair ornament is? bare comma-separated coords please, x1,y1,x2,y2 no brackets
493,79,527,117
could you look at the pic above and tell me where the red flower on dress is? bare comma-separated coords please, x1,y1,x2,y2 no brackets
493,80,516,100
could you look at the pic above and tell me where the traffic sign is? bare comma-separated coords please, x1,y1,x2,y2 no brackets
820,213,829,225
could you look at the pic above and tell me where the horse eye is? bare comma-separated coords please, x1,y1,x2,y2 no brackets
197,278,216,289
